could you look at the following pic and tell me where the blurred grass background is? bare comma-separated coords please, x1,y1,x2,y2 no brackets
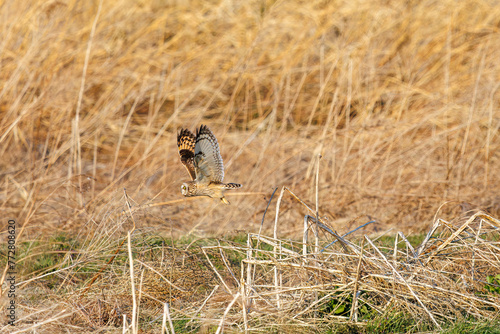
0,0,499,239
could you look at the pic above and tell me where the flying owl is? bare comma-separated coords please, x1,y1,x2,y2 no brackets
177,125,242,204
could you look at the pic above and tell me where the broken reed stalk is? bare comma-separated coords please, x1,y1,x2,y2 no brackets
273,187,286,309
315,154,321,254
314,154,322,320
127,231,138,334
161,303,167,334
424,212,500,264
165,303,175,334
303,215,309,257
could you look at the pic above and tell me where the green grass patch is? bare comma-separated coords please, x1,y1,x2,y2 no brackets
442,319,500,334
485,274,500,295
366,311,433,333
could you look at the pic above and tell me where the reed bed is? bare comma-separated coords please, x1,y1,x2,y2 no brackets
1,0,500,332
0,0,499,237
1,185,499,333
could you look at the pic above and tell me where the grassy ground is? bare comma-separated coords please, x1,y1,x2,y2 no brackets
1,0,500,332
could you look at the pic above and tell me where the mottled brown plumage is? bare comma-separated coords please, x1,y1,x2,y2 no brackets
177,128,196,180
177,125,242,204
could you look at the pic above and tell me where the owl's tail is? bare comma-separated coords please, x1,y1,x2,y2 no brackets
220,183,241,205
223,183,242,189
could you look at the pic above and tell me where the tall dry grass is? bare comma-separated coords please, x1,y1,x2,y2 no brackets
0,0,499,331
0,185,499,333
1,0,499,236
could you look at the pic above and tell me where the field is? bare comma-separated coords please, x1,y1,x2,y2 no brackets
1,0,500,332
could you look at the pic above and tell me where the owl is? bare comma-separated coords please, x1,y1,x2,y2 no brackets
177,125,242,204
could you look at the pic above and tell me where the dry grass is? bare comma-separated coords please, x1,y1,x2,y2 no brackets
1,0,500,332
1,187,499,333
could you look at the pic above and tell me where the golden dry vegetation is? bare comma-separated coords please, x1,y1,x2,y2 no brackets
0,0,500,332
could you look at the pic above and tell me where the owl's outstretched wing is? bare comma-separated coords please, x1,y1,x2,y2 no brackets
177,128,197,180
194,125,224,183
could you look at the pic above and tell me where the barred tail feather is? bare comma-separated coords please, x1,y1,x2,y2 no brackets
223,183,242,189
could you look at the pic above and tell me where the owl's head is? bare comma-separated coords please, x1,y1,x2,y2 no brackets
181,182,193,196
